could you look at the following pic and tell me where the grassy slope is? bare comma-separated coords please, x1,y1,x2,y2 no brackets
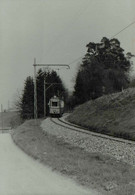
67,88,135,141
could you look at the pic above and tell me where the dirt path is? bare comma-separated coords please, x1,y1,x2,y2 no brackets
0,133,98,195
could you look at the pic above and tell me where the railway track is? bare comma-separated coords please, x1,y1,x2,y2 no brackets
50,116,135,146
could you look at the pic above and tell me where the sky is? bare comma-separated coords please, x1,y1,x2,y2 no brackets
0,0,135,109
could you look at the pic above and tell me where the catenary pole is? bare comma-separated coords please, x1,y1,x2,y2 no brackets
44,76,46,118
33,58,37,119
1,104,3,130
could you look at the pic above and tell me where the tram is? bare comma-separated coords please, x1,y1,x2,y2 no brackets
48,96,64,117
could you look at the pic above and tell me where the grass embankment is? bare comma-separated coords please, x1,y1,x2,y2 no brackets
67,88,135,141
12,119,135,195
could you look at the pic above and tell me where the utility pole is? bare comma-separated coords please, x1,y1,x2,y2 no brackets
33,60,70,119
44,76,46,118
1,104,3,130
33,58,37,119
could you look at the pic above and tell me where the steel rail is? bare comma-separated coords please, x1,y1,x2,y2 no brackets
50,117,135,146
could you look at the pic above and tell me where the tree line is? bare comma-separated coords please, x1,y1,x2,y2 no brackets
73,37,134,105
17,37,134,119
17,69,67,119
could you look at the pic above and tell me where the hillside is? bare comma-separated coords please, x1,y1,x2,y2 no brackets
67,88,135,141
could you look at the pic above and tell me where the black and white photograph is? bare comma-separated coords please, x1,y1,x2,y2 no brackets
0,0,135,194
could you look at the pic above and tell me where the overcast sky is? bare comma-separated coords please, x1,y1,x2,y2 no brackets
0,0,135,109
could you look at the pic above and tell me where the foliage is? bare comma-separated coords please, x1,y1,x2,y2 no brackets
20,69,67,119
20,76,34,119
73,37,133,105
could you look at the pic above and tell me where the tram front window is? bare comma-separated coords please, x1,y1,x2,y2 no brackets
52,102,58,107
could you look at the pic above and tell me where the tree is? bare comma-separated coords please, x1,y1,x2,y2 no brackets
21,76,34,119
74,37,133,105
13,89,23,112
74,57,104,104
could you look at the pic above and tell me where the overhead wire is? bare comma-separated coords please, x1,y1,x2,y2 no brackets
110,21,135,38
69,20,135,65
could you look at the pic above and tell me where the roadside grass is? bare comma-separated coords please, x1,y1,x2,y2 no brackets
12,119,135,195
67,88,135,141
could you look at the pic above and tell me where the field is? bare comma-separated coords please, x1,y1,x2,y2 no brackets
0,111,22,129
67,88,135,141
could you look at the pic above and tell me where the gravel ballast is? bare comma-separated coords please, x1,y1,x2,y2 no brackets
41,117,135,166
